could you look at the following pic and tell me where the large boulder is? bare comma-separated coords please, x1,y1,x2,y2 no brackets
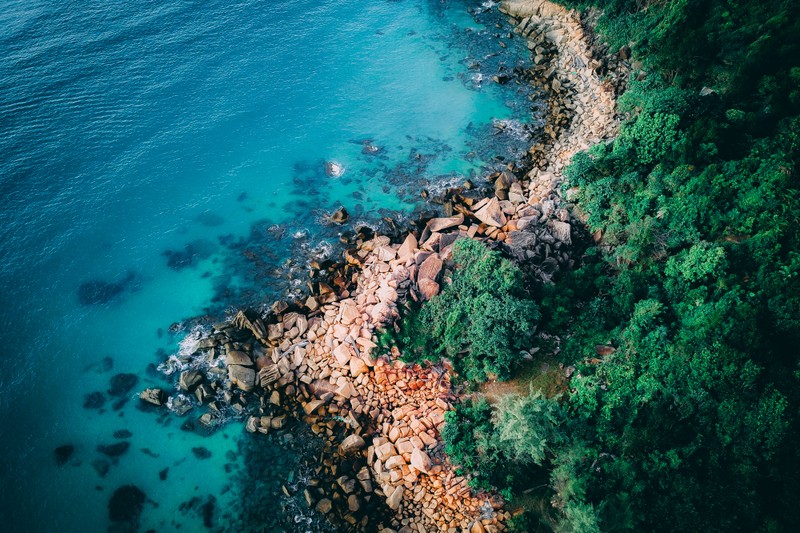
550,220,572,244
139,388,167,407
417,254,443,282
397,233,418,263
225,350,252,366
418,278,440,301
349,357,368,377
329,206,349,224
474,197,507,228
410,448,432,474
228,365,256,391
386,486,404,510
178,370,204,392
340,434,366,454
426,214,464,232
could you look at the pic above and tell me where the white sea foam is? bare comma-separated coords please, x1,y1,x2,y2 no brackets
492,118,533,141
177,324,210,357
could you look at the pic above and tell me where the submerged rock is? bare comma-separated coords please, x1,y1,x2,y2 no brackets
108,485,146,523
192,447,212,460
113,429,133,439
77,280,124,306
97,442,130,457
54,444,75,466
92,459,110,478
83,391,106,409
108,373,138,396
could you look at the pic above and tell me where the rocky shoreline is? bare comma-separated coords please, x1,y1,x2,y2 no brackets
139,1,626,531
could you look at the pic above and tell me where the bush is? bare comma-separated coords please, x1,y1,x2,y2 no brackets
398,239,539,382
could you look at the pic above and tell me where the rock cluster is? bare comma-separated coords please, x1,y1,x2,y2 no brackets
501,0,626,211
242,231,505,531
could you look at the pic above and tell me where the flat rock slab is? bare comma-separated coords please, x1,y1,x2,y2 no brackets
426,214,464,232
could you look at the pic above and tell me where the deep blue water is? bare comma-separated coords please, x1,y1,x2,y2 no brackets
0,0,539,530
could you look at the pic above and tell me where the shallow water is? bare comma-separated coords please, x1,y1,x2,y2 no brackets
0,0,540,530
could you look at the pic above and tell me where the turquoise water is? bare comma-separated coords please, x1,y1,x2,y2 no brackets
0,0,539,530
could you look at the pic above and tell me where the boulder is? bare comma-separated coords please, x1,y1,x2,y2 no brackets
329,207,349,224
194,383,214,403
340,301,360,325
370,302,392,323
228,365,256,391
386,486,404,510
139,388,167,407
385,455,406,470
410,448,432,474
376,285,397,303
508,182,526,204
305,296,320,312
258,365,280,387
474,197,507,228
375,441,397,461
418,278,440,301
426,214,464,233
340,434,366,454
349,357,368,377
325,161,344,177
178,370,204,392
375,245,397,262
348,494,361,513
417,254,443,282
550,220,572,244
267,323,283,341
333,343,352,366
225,350,252,366
315,498,332,514
471,521,487,533
303,399,325,415
397,233,418,263
337,475,357,494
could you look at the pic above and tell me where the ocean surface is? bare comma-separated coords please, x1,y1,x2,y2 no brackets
0,0,540,530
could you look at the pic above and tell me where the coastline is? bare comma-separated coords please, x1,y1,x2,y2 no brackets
142,1,627,530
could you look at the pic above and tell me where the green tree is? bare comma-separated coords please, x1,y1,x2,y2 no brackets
399,238,539,382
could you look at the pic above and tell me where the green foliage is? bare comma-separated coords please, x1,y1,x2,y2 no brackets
397,239,539,382
543,0,800,528
556,501,601,533
441,399,503,491
439,2,800,531
493,390,566,466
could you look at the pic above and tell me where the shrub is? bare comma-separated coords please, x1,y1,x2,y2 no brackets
400,239,539,382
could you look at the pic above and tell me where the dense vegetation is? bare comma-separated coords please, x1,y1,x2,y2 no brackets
434,1,800,531
385,238,539,382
